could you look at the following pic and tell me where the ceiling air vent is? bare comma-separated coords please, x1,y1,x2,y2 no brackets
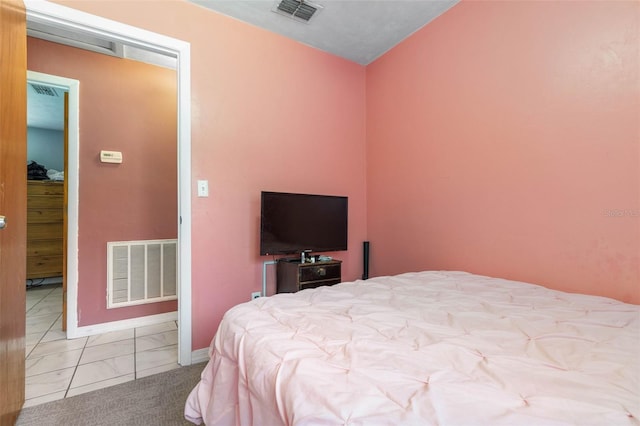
273,0,322,23
30,84,59,97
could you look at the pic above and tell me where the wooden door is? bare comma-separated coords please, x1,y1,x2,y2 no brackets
0,0,27,423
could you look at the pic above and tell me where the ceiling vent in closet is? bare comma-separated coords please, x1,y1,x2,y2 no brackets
30,84,59,97
273,0,323,23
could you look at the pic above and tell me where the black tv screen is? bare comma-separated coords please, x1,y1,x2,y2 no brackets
260,191,348,256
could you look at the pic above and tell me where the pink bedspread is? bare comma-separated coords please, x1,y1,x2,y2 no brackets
185,271,640,425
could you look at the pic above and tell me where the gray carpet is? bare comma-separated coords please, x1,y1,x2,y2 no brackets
16,362,207,426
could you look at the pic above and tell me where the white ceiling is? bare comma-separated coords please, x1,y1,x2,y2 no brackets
188,0,459,65
27,83,65,131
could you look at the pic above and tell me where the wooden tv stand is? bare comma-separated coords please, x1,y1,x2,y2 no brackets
276,259,342,293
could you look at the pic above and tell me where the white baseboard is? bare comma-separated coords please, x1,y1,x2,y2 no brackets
67,311,178,339
65,311,210,367
191,348,210,364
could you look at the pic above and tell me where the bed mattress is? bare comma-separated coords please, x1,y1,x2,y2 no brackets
185,271,639,425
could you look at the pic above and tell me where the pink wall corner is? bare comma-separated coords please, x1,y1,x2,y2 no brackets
27,37,178,325
366,1,639,303
186,11,367,350
52,1,368,350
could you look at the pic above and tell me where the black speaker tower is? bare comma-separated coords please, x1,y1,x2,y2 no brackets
362,241,370,280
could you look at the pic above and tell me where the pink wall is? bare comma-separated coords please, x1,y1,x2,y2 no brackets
52,1,367,349
27,37,179,325
367,1,639,303
48,0,637,353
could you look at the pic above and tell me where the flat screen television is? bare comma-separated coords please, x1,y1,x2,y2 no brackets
260,191,348,256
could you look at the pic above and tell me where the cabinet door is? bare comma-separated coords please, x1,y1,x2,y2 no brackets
299,263,341,282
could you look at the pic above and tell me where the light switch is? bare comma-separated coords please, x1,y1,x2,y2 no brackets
197,180,209,197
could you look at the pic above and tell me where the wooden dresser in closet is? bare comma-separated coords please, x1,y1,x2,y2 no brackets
27,180,64,279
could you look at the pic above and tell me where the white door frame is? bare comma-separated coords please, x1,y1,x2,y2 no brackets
26,69,79,333
25,0,193,365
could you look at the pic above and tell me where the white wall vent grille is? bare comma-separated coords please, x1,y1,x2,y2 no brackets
107,239,177,309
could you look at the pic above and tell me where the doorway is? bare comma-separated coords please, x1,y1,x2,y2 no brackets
25,1,192,366
26,71,76,342
26,71,71,346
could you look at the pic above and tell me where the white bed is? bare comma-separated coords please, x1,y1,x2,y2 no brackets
185,271,640,425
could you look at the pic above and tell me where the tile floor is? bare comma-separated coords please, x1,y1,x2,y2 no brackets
25,284,179,408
